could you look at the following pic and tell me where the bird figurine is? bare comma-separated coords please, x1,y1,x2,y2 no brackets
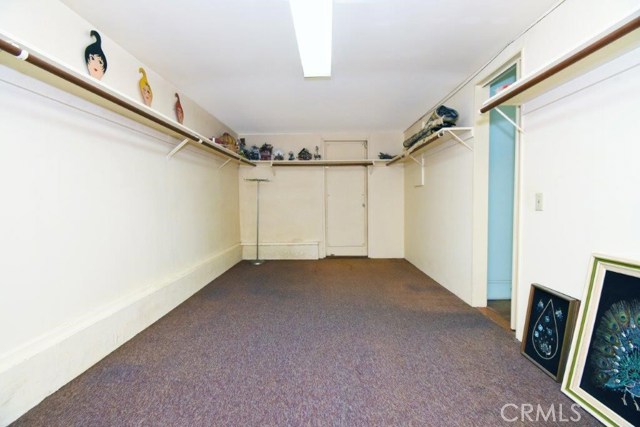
138,67,153,106
175,93,184,124
588,299,640,411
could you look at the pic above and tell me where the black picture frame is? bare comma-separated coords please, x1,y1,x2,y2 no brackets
562,255,640,427
521,283,580,382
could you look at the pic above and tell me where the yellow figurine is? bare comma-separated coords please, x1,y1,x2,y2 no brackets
138,67,153,106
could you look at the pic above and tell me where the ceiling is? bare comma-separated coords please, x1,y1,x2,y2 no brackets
60,0,559,134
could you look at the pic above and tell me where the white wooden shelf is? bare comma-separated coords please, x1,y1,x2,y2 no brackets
387,127,473,166
481,11,640,113
0,33,255,166
252,159,390,167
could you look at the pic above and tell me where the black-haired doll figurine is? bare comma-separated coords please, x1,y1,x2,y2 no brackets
84,30,107,80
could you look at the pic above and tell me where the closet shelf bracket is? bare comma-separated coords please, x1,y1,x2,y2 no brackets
409,154,425,187
218,159,232,169
408,154,423,166
494,107,524,134
167,139,190,159
443,128,474,149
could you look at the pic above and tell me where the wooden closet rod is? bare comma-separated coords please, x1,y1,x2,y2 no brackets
0,37,254,166
480,15,640,113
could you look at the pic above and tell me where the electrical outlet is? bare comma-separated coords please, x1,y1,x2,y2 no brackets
535,193,544,211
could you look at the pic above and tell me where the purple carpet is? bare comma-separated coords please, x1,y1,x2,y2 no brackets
12,259,598,426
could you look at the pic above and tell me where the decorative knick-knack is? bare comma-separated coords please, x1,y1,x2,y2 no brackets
138,68,153,106
84,30,107,80
239,138,252,159
175,93,184,124
288,151,295,161
249,145,260,160
260,143,273,160
216,132,238,153
298,148,312,160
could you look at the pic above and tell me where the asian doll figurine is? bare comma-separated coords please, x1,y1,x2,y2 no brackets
138,67,153,106
84,30,107,80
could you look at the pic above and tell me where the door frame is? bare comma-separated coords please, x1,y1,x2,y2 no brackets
323,139,369,257
472,55,523,331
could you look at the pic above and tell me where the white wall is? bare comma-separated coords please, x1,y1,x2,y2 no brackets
404,137,474,304
515,3,640,339
519,64,640,324
403,0,640,338
239,133,404,259
0,1,242,424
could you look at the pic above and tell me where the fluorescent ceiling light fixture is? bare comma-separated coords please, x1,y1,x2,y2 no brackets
289,0,332,78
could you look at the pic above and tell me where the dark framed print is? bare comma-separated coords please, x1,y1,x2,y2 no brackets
521,283,580,381
562,255,640,427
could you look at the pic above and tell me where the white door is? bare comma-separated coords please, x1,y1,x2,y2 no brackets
325,141,368,256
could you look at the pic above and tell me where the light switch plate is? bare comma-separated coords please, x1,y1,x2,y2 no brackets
535,193,544,211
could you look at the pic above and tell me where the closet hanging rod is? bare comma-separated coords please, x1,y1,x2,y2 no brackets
480,14,640,113
0,36,255,166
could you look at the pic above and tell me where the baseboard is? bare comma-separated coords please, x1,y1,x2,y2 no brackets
241,242,319,260
0,244,241,426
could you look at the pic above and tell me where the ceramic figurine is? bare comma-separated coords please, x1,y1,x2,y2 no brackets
288,151,295,161
84,30,107,80
138,68,153,106
250,145,260,160
174,93,184,124
238,138,250,159
216,133,239,153
298,148,312,160
273,150,284,161
313,146,322,160
260,143,273,160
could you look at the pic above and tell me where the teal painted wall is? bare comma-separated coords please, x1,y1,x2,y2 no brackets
487,65,517,300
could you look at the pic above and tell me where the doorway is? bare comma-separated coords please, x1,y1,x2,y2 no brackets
325,140,368,257
487,65,517,325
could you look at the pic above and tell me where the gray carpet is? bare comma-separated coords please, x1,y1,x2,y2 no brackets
12,259,598,426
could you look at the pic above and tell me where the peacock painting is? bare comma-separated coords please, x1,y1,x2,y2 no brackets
564,262,640,426
588,299,640,412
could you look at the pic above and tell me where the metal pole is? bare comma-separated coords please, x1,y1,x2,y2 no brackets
254,181,262,264
245,178,269,265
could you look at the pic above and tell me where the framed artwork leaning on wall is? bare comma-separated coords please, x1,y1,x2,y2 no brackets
562,255,640,427
521,283,579,382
